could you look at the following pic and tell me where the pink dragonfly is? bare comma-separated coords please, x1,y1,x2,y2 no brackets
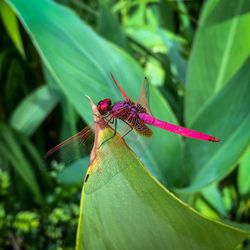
45,74,220,157
46,74,219,193
96,74,220,144
46,74,219,155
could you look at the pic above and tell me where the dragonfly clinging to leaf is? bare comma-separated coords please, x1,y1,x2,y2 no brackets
96,74,220,144
46,74,219,158
45,74,220,193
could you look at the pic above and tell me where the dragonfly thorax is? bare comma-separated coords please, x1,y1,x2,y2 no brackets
97,98,112,115
130,106,138,114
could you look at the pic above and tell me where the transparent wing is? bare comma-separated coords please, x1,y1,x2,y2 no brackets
136,77,152,115
45,126,94,168
83,120,152,194
110,73,132,101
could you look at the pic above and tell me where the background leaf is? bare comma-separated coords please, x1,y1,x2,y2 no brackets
238,145,250,195
179,57,250,191
0,1,25,58
0,123,43,203
185,0,250,124
10,85,60,136
57,157,89,185
8,0,183,186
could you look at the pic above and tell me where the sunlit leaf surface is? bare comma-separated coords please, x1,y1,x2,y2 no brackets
0,1,25,57
76,104,248,250
238,146,250,195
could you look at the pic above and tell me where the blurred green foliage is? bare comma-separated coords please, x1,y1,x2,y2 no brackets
0,166,80,249
0,0,250,249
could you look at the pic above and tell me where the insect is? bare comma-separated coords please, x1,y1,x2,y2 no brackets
96,74,220,144
46,74,220,193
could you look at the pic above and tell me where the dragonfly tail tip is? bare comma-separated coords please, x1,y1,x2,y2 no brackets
208,136,220,142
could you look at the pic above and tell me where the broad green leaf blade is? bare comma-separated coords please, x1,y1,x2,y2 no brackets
223,220,250,234
179,57,250,192
76,105,247,250
0,123,43,204
238,145,250,195
193,197,219,220
8,0,182,186
0,1,25,58
201,185,227,217
10,85,60,136
159,30,187,84
57,158,89,185
185,0,250,125
127,25,187,84
98,3,129,51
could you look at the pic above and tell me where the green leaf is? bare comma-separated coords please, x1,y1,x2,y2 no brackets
185,0,250,124
76,107,248,249
0,52,5,74
222,220,250,234
10,85,60,136
57,158,89,185
238,145,250,195
127,25,186,83
8,0,183,186
59,99,81,161
180,57,250,192
193,197,219,220
16,130,53,191
0,1,25,58
0,123,43,204
98,2,129,51
158,29,187,83
176,0,193,41
201,184,227,217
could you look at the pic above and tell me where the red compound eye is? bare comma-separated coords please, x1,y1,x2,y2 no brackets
97,98,112,115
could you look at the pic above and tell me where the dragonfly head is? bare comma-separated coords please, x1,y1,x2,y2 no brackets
97,98,112,115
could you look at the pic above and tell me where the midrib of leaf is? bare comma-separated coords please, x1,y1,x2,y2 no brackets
213,0,243,93
187,0,244,126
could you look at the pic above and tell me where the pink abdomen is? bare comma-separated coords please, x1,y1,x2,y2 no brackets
138,113,220,142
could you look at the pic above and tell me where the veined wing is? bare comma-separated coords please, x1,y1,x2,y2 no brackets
45,126,94,167
110,73,132,101
136,77,152,115
84,121,151,194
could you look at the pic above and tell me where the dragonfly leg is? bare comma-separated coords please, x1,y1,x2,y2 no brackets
94,113,112,125
93,113,105,125
120,119,133,139
98,119,117,148
105,115,115,124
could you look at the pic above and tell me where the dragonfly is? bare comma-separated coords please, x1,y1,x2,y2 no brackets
96,74,220,143
46,74,220,193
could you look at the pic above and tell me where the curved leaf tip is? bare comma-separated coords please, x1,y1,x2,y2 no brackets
77,102,248,249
